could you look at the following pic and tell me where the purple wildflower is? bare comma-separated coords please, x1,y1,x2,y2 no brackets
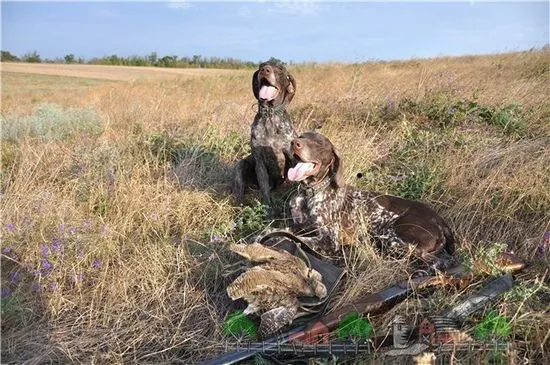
76,245,85,259
70,226,77,235
6,223,15,233
538,230,550,255
2,247,14,257
31,282,41,292
49,281,58,290
59,223,66,233
40,244,50,257
212,235,222,242
77,162,87,174
51,239,63,254
91,258,102,269
40,258,54,273
1,287,11,299
9,271,20,285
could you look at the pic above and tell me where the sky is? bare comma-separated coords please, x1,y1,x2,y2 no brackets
1,1,548,63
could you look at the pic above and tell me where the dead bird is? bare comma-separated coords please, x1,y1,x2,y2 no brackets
226,242,327,337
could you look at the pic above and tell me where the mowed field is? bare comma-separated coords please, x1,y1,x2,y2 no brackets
1,62,247,81
1,52,549,364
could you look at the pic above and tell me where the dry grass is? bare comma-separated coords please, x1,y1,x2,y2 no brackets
1,50,549,364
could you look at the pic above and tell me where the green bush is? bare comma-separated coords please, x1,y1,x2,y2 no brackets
394,165,438,200
1,103,102,142
379,96,526,136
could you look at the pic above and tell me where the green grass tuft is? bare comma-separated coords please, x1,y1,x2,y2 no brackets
474,310,512,340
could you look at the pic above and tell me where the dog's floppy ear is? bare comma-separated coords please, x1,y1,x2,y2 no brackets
252,69,261,100
331,146,344,188
284,73,296,104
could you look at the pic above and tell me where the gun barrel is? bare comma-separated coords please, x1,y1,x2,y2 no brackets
199,325,306,365
441,273,514,322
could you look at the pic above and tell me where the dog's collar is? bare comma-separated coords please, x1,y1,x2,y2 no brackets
258,102,287,116
299,175,333,197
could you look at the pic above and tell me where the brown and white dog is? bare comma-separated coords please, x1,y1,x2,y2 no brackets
286,131,456,269
232,58,297,207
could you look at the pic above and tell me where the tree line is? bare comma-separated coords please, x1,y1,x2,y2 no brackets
0,50,257,69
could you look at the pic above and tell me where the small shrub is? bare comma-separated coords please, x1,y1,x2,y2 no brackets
205,130,249,160
1,291,26,324
1,103,102,142
503,279,550,312
147,129,247,167
394,165,438,200
206,201,269,242
432,99,525,136
234,202,269,234
1,141,19,175
147,133,184,165
382,95,527,136
92,195,110,217
487,104,525,135
462,242,511,276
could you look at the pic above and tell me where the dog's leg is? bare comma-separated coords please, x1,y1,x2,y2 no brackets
232,159,247,205
255,160,272,207
232,155,256,205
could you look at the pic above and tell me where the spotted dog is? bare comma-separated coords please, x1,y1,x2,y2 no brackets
232,58,297,207
286,131,456,269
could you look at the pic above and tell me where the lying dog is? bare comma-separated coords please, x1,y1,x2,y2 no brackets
286,131,456,269
232,58,297,207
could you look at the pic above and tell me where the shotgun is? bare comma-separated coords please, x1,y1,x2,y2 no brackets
200,249,524,365
199,272,452,365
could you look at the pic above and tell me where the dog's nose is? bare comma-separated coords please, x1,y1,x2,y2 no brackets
292,140,302,150
260,65,272,75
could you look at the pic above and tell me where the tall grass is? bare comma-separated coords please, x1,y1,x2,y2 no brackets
1,50,549,363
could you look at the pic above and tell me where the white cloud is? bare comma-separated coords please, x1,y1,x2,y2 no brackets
238,6,252,18
267,1,327,17
167,0,192,11
96,9,120,19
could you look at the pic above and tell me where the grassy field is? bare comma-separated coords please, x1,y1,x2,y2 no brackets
1,51,549,364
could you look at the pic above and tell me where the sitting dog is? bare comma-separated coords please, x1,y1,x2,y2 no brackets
232,58,297,207
285,131,456,269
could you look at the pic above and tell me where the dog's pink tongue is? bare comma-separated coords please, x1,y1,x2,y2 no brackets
259,85,278,101
288,162,315,181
